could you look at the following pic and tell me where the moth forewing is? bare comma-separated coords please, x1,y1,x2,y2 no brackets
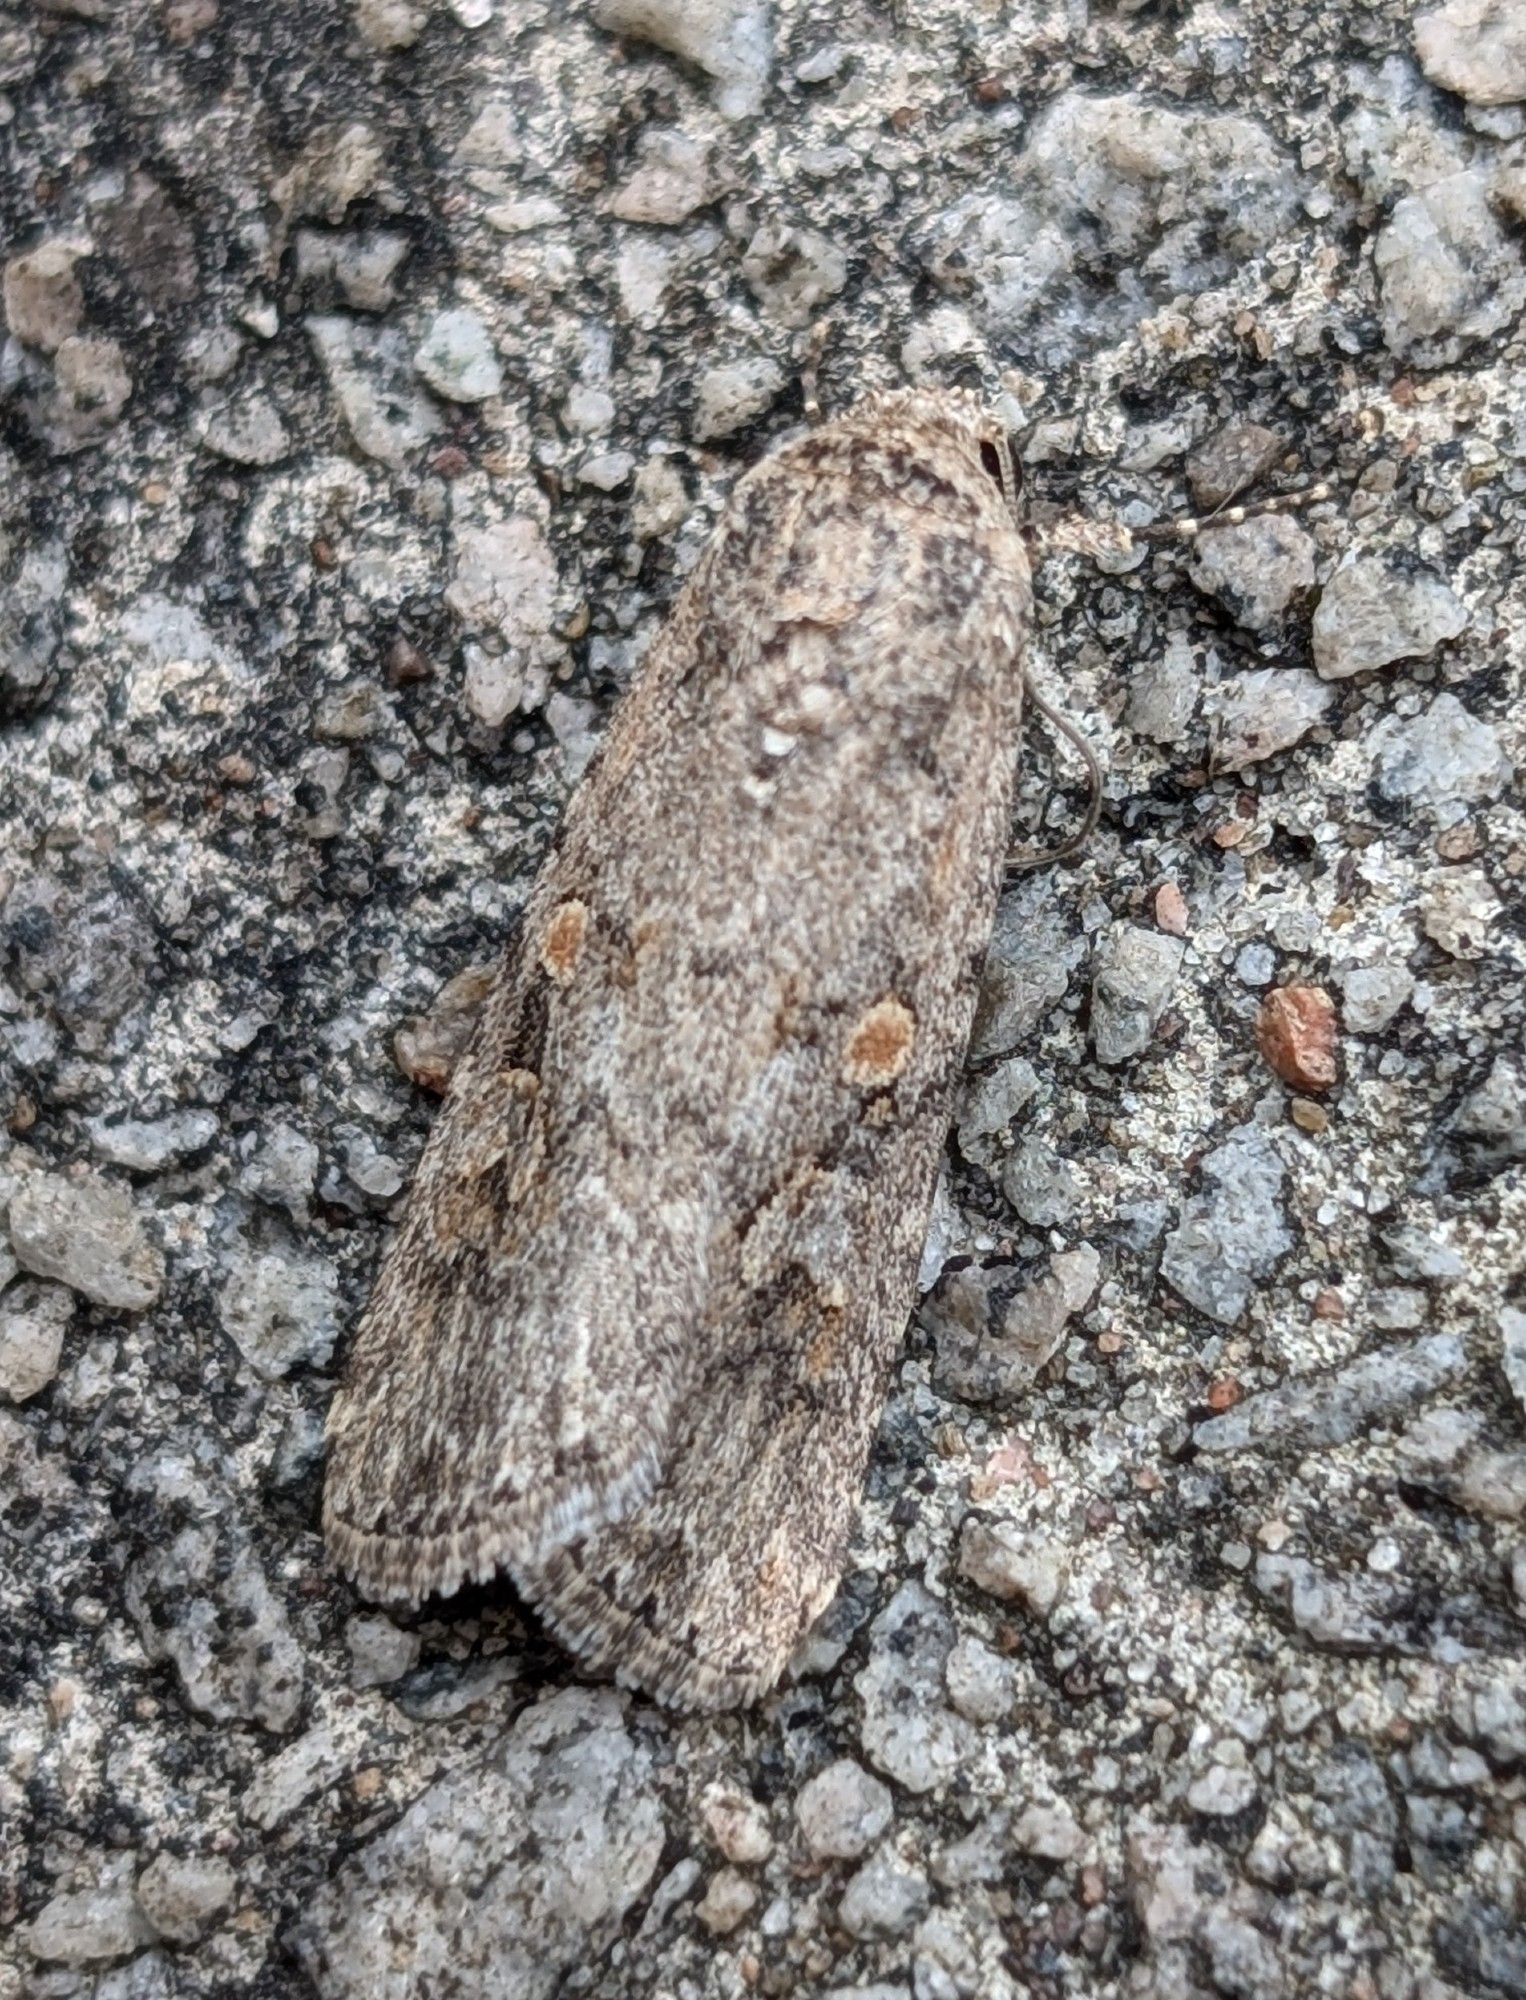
323,387,1033,1707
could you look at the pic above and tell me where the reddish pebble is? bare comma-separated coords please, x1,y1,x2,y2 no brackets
1257,984,1338,1092
1207,1376,1241,1412
1154,881,1189,936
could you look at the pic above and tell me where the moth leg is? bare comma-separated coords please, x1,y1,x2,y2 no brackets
1006,677,1103,875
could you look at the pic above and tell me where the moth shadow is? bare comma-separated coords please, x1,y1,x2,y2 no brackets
384,1575,592,1721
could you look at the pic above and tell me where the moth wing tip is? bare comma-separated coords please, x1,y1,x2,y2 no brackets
514,1558,794,1714
318,1442,670,1611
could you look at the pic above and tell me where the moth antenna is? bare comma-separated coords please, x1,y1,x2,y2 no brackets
1030,478,1334,565
800,318,835,425
1130,478,1334,546
1007,679,1103,874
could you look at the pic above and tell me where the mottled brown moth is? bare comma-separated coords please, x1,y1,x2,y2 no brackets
324,387,1038,1709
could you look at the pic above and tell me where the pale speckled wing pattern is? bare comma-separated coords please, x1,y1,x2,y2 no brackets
323,388,1033,1706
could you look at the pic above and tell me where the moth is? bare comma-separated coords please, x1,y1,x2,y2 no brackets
324,387,1038,1709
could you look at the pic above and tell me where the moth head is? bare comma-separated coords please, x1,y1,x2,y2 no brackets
976,428,1022,522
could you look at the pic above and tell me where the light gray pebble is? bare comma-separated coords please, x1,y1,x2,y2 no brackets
1404,1732,1491,1791
1208,667,1332,773
971,875,1085,1060
1453,1055,1526,1160
345,1612,422,1689
50,335,134,445
1161,1126,1293,1325
919,94,1299,367
8,1171,165,1311
446,513,559,652
925,1246,1100,1403
134,1853,236,1947
1456,1445,1526,1521
315,682,391,742
638,1858,702,1937
414,308,503,403
1415,0,1526,104
307,314,440,464
933,1811,1009,1889
343,1134,406,1200
692,355,784,442
294,1688,664,1997
1371,692,1511,815
1422,866,1502,959
955,1056,1039,1170
821,1987,910,2000
795,43,847,82
1338,961,1413,1034
462,645,526,730
295,745,350,839
1368,1286,1427,1330
1090,923,1184,1065
24,1881,150,1967
1236,941,1276,987
1501,1308,1526,1415
912,1912,981,2000
957,1518,1068,1618
740,220,847,327
1452,1667,1526,1762
1312,556,1468,678
294,227,409,311
126,1520,306,1733
564,384,617,433
702,1787,772,1866
1206,1913,1286,1996
243,1725,347,1832
1374,169,1526,367
694,1868,756,1936
943,1636,1015,1724
1000,1136,1079,1227
1188,516,1316,631
607,129,712,225
239,1122,320,1220
838,1846,931,1941
592,0,772,117
86,1110,219,1173
197,391,290,465
796,1758,894,1860
1186,1758,1259,1816
3,240,83,351
1194,1332,1464,1452
1384,1223,1467,1281
1011,1800,1084,1861
0,1279,72,1401
578,449,635,490
1254,1552,1408,1650
855,1581,975,1794
218,1240,340,1379
630,458,688,540
1125,635,1201,745
0,532,69,715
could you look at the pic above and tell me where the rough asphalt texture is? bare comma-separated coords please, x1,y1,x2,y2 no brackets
2,0,1525,1995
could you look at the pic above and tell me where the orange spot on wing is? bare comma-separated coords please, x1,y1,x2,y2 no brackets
842,996,916,1087
540,899,589,981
